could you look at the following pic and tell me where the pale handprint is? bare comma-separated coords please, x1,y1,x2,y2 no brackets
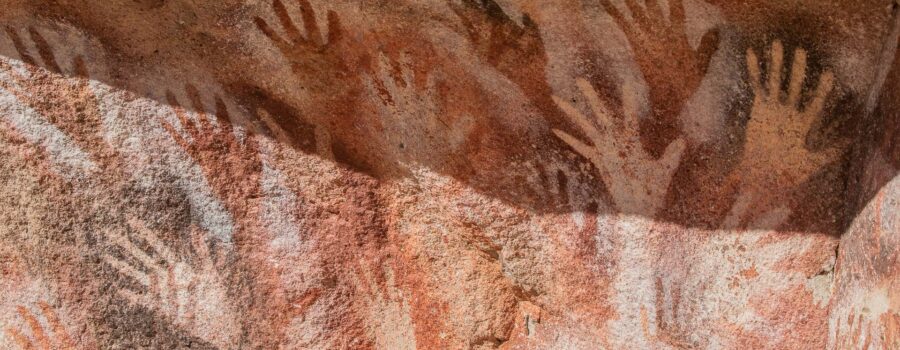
0,27,118,171
4,301,75,350
831,311,900,350
524,161,574,209
739,40,844,192
162,84,263,216
600,0,719,146
834,314,874,350
642,277,693,348
353,259,402,312
0,120,60,181
553,78,686,216
102,217,238,348
363,53,474,165
352,260,414,349
254,0,348,87
448,0,548,95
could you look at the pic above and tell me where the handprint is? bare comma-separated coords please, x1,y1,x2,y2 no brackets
162,84,263,216
552,78,686,216
830,310,900,350
101,217,238,348
640,277,694,348
448,0,549,97
0,120,61,183
834,314,874,350
737,40,845,193
600,0,719,150
353,259,400,312
162,85,317,346
363,52,474,167
524,161,575,209
0,27,119,171
351,259,415,349
254,0,349,90
4,301,76,350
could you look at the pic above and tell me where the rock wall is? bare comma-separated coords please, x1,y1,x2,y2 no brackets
0,0,897,349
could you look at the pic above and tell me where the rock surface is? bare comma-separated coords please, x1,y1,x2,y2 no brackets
0,0,898,348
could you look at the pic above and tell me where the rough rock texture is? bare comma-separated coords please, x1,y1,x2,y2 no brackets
0,0,898,349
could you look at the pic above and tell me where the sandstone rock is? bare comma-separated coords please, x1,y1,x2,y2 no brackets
0,0,897,348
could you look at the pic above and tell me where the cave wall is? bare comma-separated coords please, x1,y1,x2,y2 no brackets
0,0,898,349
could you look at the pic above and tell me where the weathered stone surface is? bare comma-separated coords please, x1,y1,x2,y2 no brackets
0,0,897,348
